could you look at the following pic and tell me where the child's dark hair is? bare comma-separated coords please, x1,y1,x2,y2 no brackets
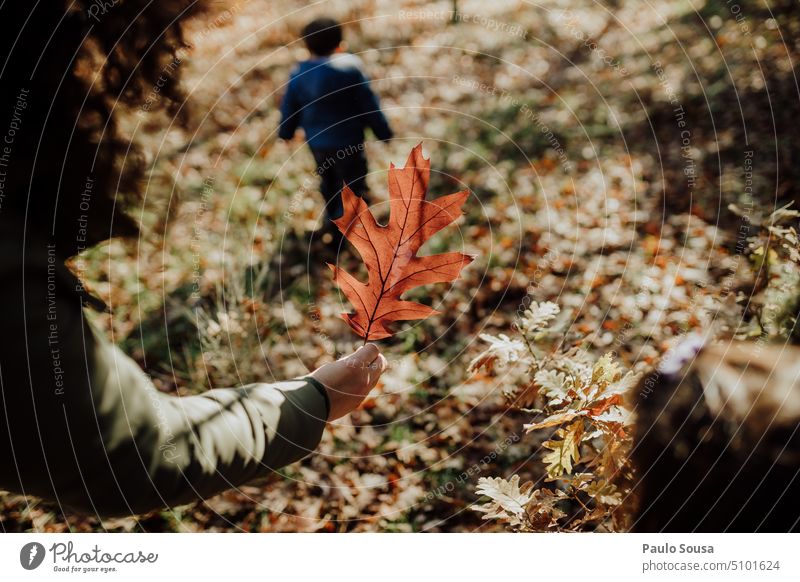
302,17,342,56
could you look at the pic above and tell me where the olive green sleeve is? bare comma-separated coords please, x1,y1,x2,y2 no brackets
0,241,329,517
84,324,330,515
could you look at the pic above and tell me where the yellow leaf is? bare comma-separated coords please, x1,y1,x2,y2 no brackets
524,410,585,432
585,480,622,506
542,420,583,479
591,352,622,387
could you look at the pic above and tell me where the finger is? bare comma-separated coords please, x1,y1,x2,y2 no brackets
364,354,388,374
364,355,387,389
352,343,380,365
375,354,388,374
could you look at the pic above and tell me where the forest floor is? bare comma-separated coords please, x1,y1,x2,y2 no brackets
2,0,798,531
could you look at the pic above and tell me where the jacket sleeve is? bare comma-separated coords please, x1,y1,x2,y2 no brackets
84,326,331,515
278,76,301,141
0,247,329,517
354,71,393,141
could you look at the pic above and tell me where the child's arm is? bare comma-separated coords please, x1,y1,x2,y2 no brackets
0,245,386,516
354,72,393,141
278,79,301,140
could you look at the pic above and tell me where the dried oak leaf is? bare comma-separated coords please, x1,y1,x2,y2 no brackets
474,475,535,528
329,144,473,340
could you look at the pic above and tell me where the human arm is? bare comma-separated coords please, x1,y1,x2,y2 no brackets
354,71,393,142
0,242,385,517
278,77,302,141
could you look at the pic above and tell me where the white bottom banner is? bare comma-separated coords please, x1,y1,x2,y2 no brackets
0,533,797,580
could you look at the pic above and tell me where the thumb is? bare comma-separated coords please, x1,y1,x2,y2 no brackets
350,343,380,366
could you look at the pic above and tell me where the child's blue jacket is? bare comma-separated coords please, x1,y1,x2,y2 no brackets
278,53,393,148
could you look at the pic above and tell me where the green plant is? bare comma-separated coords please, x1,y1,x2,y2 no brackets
469,302,639,531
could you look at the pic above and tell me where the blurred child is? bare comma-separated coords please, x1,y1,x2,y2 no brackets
279,17,393,223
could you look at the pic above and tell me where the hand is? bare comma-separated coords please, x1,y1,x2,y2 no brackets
310,344,387,420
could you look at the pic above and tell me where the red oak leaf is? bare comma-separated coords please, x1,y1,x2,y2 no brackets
328,143,474,340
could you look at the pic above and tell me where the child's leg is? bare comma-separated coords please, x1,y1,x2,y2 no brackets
337,146,369,203
311,148,344,220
